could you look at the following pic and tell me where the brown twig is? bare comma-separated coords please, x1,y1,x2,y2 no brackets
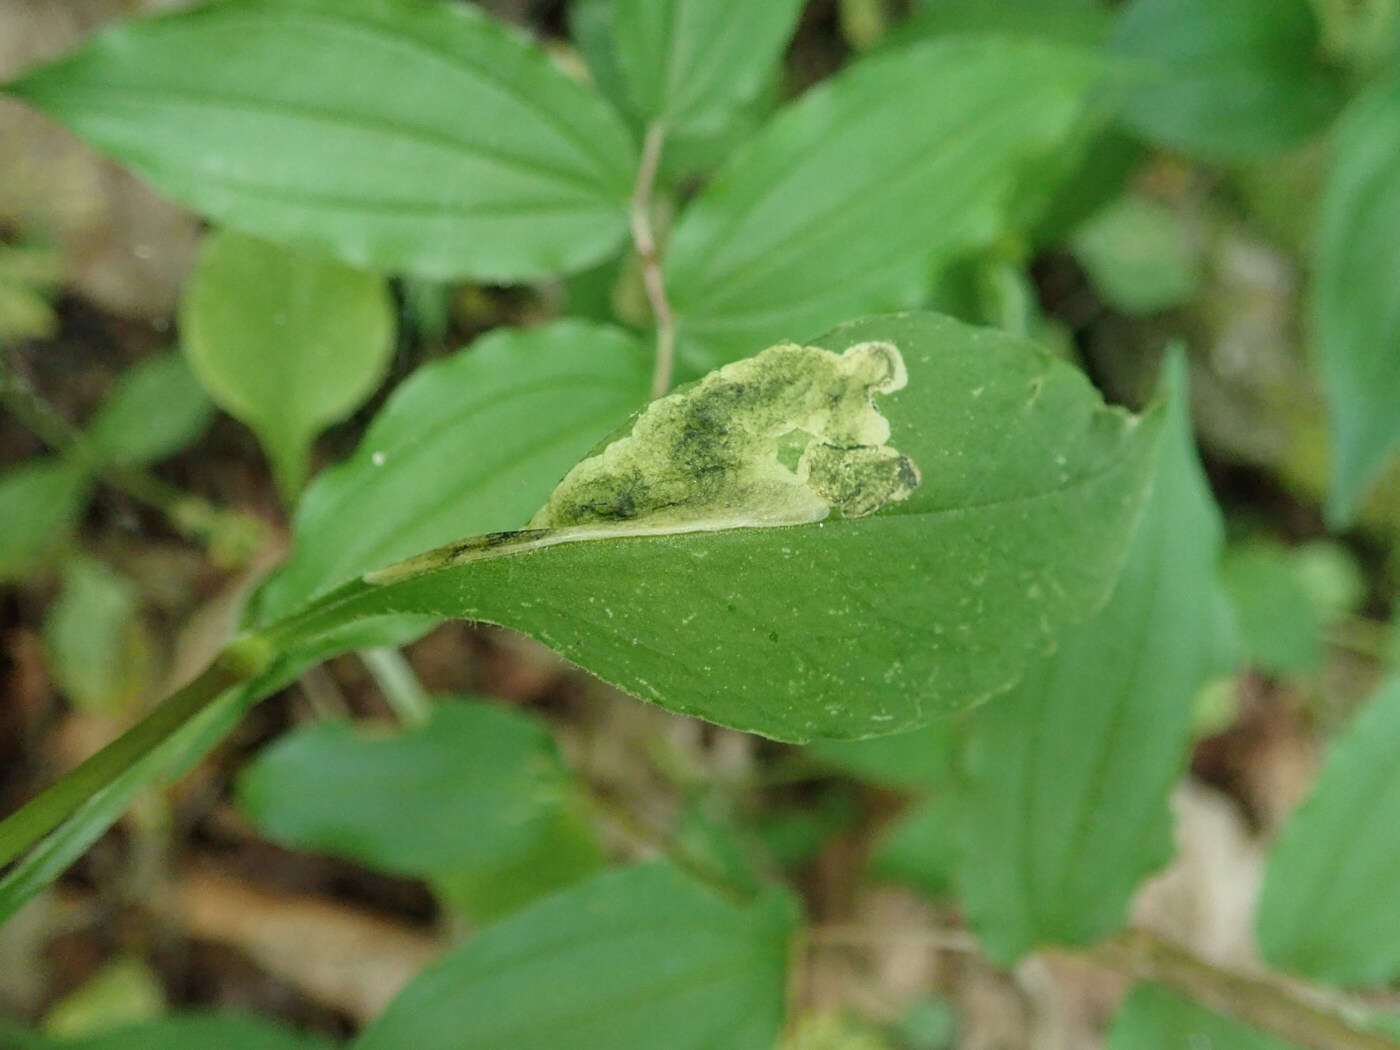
1090,928,1400,1050
629,121,676,401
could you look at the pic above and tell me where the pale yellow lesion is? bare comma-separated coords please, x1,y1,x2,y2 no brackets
530,339,919,531
365,339,920,585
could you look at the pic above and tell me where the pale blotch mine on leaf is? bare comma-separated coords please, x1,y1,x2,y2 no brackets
532,340,919,529
364,340,919,584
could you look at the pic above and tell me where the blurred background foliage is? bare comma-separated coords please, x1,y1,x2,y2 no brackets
1,0,1399,1048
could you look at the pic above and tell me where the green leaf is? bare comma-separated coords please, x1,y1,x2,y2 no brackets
59,1015,333,1050
896,0,1111,47
1070,195,1201,315
6,0,636,281
808,722,959,790
179,229,395,501
0,457,89,582
1257,675,1400,986
85,353,213,468
263,312,1163,742
664,38,1102,371
251,320,650,625
950,354,1236,963
1315,76,1400,525
1105,985,1298,1050
611,0,805,136
0,240,62,341
42,958,164,1041
1109,0,1343,160
1221,541,1325,675
43,557,151,713
237,698,602,906
353,862,798,1050
430,808,604,923
870,795,959,900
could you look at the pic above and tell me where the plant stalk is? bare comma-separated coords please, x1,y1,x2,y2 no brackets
1090,928,1400,1050
360,646,433,726
629,121,675,401
0,635,273,870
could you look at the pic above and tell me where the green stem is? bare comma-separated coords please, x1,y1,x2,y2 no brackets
0,635,272,870
360,647,433,726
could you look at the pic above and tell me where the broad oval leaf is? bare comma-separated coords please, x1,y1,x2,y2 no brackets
85,352,213,468
611,0,805,136
664,37,1101,371
353,862,797,1050
1109,0,1343,160
1257,675,1400,986
263,312,1163,741
252,320,650,624
6,0,636,281
949,355,1237,963
180,229,395,501
1315,76,1400,525
236,699,601,891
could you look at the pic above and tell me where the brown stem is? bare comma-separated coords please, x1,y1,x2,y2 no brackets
1091,929,1400,1050
629,121,676,401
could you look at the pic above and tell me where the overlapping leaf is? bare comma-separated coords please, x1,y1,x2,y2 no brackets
664,38,1102,371
261,313,1163,741
949,355,1237,961
7,0,636,280
1314,76,1400,524
353,863,797,1050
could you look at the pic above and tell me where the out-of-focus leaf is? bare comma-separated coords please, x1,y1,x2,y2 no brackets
237,698,602,909
0,241,62,341
781,1013,895,1050
0,457,89,582
353,863,798,1050
259,313,1163,742
431,807,604,923
63,1015,333,1050
950,354,1237,962
664,38,1101,371
42,958,165,1040
1222,542,1325,675
6,0,636,281
808,722,959,790
251,320,650,625
1315,76,1400,524
1105,984,1298,1050
895,0,1111,47
43,557,151,713
870,795,959,900
1071,195,1201,314
86,353,213,468
611,0,804,136
179,229,394,500
1110,0,1343,160
1257,675,1400,985
892,996,959,1050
